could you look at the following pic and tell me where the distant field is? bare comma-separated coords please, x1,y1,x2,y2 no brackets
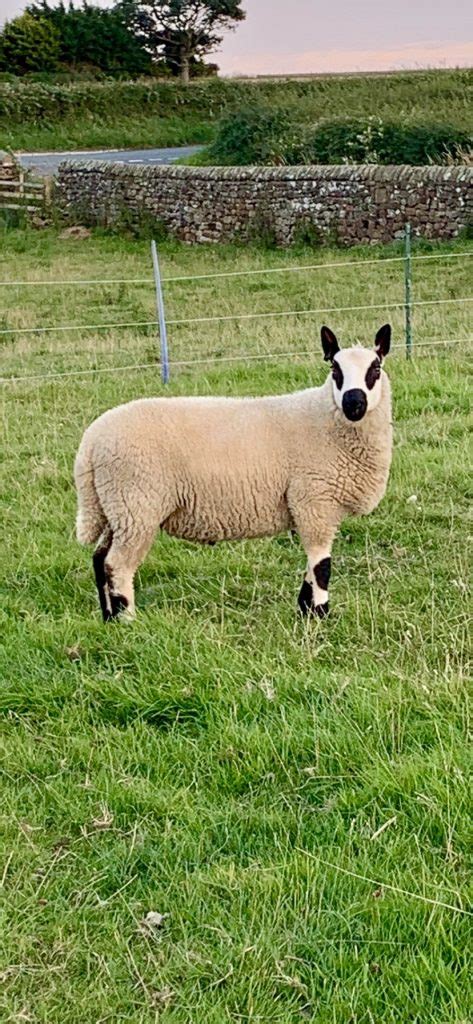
1,67,471,152
0,227,472,1022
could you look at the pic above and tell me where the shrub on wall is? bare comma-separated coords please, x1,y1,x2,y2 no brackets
299,118,473,165
205,109,472,166
207,105,296,165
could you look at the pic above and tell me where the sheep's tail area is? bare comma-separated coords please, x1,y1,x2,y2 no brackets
74,443,106,545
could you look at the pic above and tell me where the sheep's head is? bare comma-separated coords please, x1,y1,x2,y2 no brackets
321,324,391,422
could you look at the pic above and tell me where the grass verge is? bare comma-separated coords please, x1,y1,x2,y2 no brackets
7,117,213,155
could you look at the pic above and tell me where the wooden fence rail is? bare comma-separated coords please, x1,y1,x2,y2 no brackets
0,170,51,212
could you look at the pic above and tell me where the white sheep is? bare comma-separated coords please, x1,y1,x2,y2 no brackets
74,324,392,621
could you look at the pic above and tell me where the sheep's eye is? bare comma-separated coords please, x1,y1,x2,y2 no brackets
332,362,343,390
365,358,381,390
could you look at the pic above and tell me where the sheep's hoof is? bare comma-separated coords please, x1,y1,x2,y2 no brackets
105,593,135,623
297,582,330,620
314,602,330,619
118,606,136,624
297,579,314,616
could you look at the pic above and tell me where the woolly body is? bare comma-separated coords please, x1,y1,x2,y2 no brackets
75,342,392,620
76,375,392,544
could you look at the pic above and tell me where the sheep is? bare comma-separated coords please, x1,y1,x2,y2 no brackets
74,323,392,622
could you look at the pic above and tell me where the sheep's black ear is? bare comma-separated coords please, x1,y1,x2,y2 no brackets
321,326,340,363
375,324,391,360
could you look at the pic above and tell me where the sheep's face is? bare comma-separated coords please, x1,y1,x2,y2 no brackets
321,324,391,423
332,347,383,420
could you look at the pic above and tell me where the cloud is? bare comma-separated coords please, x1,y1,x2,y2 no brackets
219,40,473,76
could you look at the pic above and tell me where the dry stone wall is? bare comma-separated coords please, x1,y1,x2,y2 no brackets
57,162,472,246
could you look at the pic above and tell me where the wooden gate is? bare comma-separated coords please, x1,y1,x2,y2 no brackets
0,158,51,214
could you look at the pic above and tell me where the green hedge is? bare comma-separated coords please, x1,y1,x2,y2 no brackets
0,79,230,125
1,68,472,131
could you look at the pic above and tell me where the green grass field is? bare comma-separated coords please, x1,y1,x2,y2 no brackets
1,228,472,1022
2,67,472,153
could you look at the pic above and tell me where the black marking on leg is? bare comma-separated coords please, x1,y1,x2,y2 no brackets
93,539,112,622
315,602,330,619
314,557,331,591
298,578,314,616
104,564,129,620
110,592,129,617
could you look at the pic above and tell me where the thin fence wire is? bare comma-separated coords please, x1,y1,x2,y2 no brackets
2,337,471,386
156,333,473,367
1,296,472,339
1,249,472,289
160,296,473,328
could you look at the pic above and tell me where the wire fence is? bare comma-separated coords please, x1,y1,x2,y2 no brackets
1,296,472,340
4,338,472,385
1,226,472,386
1,249,472,289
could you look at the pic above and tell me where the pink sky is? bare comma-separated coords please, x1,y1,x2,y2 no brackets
216,0,473,75
218,41,473,77
1,0,472,74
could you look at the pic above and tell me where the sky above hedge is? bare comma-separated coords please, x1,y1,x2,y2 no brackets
1,0,472,75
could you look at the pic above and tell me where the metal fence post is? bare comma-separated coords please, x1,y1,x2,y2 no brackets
151,239,169,384
404,222,412,359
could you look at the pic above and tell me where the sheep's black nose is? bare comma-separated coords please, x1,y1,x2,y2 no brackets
342,388,367,421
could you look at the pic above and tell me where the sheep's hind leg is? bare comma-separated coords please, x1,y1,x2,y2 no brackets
297,535,334,620
104,528,155,621
93,527,113,622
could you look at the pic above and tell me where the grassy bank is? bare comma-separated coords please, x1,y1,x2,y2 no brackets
1,67,471,152
4,117,213,154
0,227,472,1021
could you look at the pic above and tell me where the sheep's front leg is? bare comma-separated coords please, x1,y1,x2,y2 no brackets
297,535,334,619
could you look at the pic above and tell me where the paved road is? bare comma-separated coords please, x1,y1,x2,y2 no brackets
17,145,203,176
